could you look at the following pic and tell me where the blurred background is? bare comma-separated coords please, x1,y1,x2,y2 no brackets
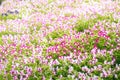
0,0,4,5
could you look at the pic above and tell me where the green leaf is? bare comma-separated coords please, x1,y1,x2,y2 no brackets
113,50,120,64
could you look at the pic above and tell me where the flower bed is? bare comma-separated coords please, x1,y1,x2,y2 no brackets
0,0,120,80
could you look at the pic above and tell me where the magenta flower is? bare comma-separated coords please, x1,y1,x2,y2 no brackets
60,41,66,47
98,30,110,39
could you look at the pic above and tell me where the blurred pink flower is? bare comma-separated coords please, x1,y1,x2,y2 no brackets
91,46,97,54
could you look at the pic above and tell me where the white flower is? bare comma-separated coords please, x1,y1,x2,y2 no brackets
68,66,73,73
54,59,60,65
115,74,118,78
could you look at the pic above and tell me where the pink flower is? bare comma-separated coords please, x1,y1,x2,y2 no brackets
101,49,106,55
91,46,97,54
95,38,99,43
11,49,16,54
26,67,32,76
13,76,17,80
46,56,52,59
98,65,102,69
98,30,110,39
46,48,51,53
0,64,4,71
60,41,66,47
102,70,108,77
74,42,79,46
73,49,77,53
18,49,22,54
10,69,17,75
42,76,46,80
20,44,29,49
37,67,42,72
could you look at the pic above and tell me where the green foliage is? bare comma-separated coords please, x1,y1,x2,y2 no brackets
5,74,13,80
31,39,39,45
57,68,68,77
48,0,55,4
83,35,97,52
51,53,59,59
36,25,42,31
55,65,69,78
29,24,42,34
115,71,120,80
46,29,69,40
5,59,12,72
34,71,42,80
58,4,66,9
103,75,113,80
113,50,120,64
96,32,117,50
106,53,112,62
41,65,52,78
0,14,20,21
106,32,117,50
28,76,37,80
0,37,3,45
97,37,106,49
96,54,105,63
0,75,3,80
0,31,17,37
74,19,90,32
0,31,19,45
0,0,4,5
92,70,101,76
71,64,81,72
64,13,73,17
74,14,118,32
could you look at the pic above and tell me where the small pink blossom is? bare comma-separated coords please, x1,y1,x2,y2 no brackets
91,46,97,54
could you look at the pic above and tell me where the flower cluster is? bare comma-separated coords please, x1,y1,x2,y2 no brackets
0,0,120,80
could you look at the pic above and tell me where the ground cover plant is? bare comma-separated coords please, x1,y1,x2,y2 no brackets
0,0,120,80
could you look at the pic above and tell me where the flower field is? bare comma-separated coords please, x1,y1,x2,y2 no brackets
0,0,120,80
